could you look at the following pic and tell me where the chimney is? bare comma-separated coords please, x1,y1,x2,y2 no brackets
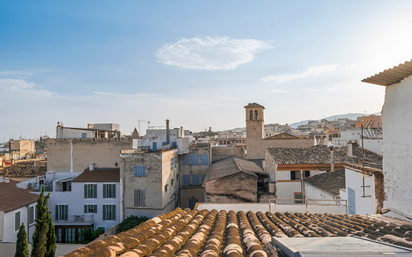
89,163,95,171
209,127,212,132
0,177,3,183
4,177,9,183
166,119,170,145
347,142,358,157
180,126,184,138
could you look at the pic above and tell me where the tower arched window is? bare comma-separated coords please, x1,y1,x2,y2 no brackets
250,110,253,120
255,110,258,120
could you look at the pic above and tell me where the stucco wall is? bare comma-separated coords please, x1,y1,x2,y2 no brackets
206,173,257,203
179,187,205,209
47,138,132,173
2,205,35,243
381,75,412,216
304,183,336,200
48,182,121,230
361,138,383,155
345,168,376,215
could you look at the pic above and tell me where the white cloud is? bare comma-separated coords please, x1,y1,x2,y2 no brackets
93,91,159,98
272,89,287,93
307,88,319,91
306,88,337,92
220,96,250,101
261,64,339,83
324,88,337,91
156,36,273,70
0,69,53,77
0,78,56,97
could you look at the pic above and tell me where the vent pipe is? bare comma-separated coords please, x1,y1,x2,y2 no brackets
180,126,184,138
89,163,95,171
166,119,170,145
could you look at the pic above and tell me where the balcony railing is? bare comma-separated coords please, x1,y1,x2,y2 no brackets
54,214,94,224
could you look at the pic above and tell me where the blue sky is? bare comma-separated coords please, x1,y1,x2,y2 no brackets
1,1,412,140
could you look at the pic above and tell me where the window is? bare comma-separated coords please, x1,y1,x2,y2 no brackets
103,205,116,220
171,158,174,171
55,205,68,220
103,184,116,198
182,155,190,165
291,171,310,180
294,193,303,204
189,199,198,209
201,174,206,184
249,110,253,120
254,110,258,120
134,165,146,177
84,205,97,213
84,184,97,198
174,157,177,168
192,175,200,185
201,155,209,165
82,133,87,138
191,155,199,165
134,189,146,206
29,205,35,224
97,226,106,232
183,175,190,185
15,211,21,231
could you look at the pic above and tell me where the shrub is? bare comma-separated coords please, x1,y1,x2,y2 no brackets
118,215,149,232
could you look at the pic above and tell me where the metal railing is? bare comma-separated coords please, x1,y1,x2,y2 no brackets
269,198,348,213
54,214,94,223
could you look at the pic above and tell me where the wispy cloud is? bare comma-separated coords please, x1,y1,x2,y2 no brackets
0,78,57,97
93,91,159,98
156,36,273,70
272,89,287,93
306,87,337,92
0,69,53,77
220,96,250,101
261,65,339,83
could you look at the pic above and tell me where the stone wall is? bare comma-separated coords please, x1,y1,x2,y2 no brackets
47,138,132,172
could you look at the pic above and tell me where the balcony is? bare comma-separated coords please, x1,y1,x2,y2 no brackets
54,214,94,225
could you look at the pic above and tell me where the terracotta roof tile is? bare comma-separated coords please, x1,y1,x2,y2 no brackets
64,208,412,256
71,168,120,183
244,102,265,109
0,179,38,212
303,168,345,196
205,157,265,183
266,145,382,166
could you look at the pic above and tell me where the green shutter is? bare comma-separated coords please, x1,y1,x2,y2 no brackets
84,185,87,198
113,185,116,198
103,184,107,198
84,205,87,213
55,205,58,220
103,205,107,220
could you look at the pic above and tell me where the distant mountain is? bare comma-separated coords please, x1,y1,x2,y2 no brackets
289,112,381,128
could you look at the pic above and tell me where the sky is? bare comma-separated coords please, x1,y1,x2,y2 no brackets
1,0,412,141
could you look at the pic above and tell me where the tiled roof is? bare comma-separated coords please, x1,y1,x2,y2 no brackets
64,208,412,256
0,179,38,212
266,145,382,167
244,102,265,109
72,168,120,183
303,168,345,196
204,157,265,183
362,59,412,86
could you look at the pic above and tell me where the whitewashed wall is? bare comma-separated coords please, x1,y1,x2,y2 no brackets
382,75,412,217
2,205,35,243
304,183,336,200
360,138,383,155
345,168,376,215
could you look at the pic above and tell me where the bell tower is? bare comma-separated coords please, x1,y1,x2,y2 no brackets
244,103,265,159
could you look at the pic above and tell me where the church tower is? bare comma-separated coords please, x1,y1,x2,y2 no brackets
244,103,264,159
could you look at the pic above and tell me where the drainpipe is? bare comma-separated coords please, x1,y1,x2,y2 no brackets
166,119,170,145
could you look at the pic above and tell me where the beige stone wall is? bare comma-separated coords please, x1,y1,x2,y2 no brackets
206,173,257,203
47,138,132,172
211,146,245,162
121,149,178,219
179,187,205,209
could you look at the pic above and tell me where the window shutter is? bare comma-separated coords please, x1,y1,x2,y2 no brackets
113,185,116,198
305,171,310,177
103,205,107,220
84,205,87,213
112,206,116,220
141,189,146,206
93,185,97,198
192,175,200,185
103,184,107,198
201,174,206,184
291,171,296,180
55,205,58,220
134,189,139,206
84,185,87,198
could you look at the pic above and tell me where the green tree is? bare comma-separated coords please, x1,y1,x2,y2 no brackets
45,214,56,257
15,222,29,257
31,186,51,257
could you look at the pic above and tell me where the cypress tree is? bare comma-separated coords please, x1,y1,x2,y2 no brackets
32,221,49,257
31,186,51,257
45,214,56,257
15,222,29,257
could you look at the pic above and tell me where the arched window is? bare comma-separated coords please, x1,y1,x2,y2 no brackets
250,110,253,120
255,110,258,120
